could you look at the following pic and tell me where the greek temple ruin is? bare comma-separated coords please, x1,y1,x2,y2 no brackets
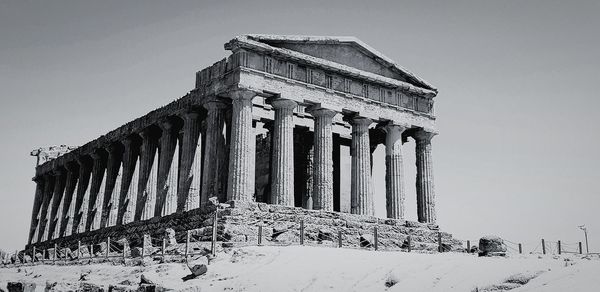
26,35,458,251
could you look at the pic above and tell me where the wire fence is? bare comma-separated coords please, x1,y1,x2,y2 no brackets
0,210,591,268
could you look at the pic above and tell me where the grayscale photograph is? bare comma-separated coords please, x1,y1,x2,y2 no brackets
0,1,598,291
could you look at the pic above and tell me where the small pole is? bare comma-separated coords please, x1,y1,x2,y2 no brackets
185,230,190,258
338,230,342,248
106,237,111,259
63,247,67,264
32,247,36,263
407,236,412,252
579,242,583,254
466,240,470,253
53,244,57,264
122,241,126,262
42,249,46,263
211,209,218,257
438,233,443,252
161,238,166,260
373,227,378,251
541,239,546,255
141,238,145,259
558,240,562,255
90,244,94,258
518,243,523,254
77,241,81,260
300,220,305,245
258,225,263,246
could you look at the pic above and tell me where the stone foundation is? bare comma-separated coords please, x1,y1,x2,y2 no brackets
27,200,463,254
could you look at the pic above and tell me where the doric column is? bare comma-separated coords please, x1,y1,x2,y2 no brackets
178,111,203,212
101,143,124,228
117,136,141,225
227,90,255,201
36,174,55,242
157,120,180,216
383,124,407,219
414,129,437,223
310,108,337,211
136,127,159,221
60,162,79,237
270,99,297,206
201,100,228,206
87,150,108,231
73,157,92,234
350,117,374,215
28,176,45,245
46,169,65,240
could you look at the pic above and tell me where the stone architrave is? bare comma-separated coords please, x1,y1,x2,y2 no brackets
201,100,228,206
310,108,337,211
178,111,202,212
227,90,255,201
350,117,374,216
414,129,437,223
270,99,297,206
383,124,407,219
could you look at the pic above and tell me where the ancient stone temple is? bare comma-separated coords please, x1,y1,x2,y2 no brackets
26,35,459,251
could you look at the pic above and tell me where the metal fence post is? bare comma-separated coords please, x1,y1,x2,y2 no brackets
338,229,342,248
185,230,190,258
106,237,111,259
373,227,378,251
53,244,57,264
579,242,583,254
541,239,546,255
438,233,443,252
141,237,145,259
42,249,46,263
211,209,218,257
90,244,94,259
300,220,305,245
258,225,263,246
77,241,81,261
32,246,36,263
518,243,523,254
408,236,412,252
557,240,562,255
122,240,126,262
162,238,166,260
466,240,470,253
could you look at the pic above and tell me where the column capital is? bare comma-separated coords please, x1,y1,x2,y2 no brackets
182,110,201,121
76,155,91,168
230,90,256,101
51,167,65,177
64,161,79,172
158,119,174,131
90,149,106,161
203,99,229,111
413,129,437,144
122,135,139,147
271,98,297,110
104,142,123,154
308,107,337,119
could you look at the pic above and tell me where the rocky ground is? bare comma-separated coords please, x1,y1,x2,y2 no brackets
1,246,599,291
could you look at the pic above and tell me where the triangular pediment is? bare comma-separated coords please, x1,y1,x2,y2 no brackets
234,34,435,91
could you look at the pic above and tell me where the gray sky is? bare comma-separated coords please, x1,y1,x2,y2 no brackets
1,0,598,253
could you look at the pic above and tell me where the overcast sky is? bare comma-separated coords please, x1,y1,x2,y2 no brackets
0,0,598,253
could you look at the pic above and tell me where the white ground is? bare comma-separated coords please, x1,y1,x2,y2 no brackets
1,246,599,291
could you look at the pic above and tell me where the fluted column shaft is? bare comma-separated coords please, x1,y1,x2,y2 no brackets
87,151,107,231
384,124,407,219
350,117,374,215
28,177,45,244
36,174,55,242
201,101,228,206
118,137,140,225
46,169,65,240
137,128,159,221
415,130,437,223
157,120,179,216
270,99,297,206
178,111,202,212
73,158,92,234
61,163,79,237
311,108,337,211
227,91,255,201
101,144,124,228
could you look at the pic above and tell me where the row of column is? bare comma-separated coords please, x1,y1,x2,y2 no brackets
28,90,438,245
